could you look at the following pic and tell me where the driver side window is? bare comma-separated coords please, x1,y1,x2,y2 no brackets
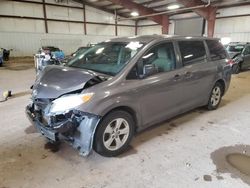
142,42,176,73
127,42,176,79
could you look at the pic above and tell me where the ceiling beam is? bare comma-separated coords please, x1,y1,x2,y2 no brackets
140,0,165,6
139,0,154,6
108,0,164,24
104,4,123,9
9,0,84,9
73,0,126,17
148,3,172,10
176,0,217,37
216,1,250,8
175,0,216,20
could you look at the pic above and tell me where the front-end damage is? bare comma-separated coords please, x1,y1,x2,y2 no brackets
25,65,113,156
25,65,112,156
26,103,101,156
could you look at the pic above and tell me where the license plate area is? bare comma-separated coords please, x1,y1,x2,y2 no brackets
36,124,57,141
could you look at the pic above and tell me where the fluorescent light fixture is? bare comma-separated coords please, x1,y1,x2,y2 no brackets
167,4,180,10
131,11,139,17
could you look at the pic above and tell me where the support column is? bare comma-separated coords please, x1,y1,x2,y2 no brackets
83,2,87,35
42,0,48,33
161,15,169,34
135,20,138,35
201,18,206,36
207,7,217,37
115,10,118,36
207,19,215,37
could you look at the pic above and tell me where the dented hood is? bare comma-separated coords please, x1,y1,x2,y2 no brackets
33,65,100,99
228,52,241,59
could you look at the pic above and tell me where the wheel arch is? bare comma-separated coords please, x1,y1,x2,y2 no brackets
100,106,139,132
92,106,138,156
215,79,226,96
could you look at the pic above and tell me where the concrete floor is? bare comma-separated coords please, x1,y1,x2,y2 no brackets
1,64,250,188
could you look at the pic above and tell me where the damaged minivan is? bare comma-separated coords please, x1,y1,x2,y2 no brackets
26,35,232,157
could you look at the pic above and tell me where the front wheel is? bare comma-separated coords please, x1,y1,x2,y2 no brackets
93,110,134,157
207,82,223,110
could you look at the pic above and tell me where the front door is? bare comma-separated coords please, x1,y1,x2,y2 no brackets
127,42,186,127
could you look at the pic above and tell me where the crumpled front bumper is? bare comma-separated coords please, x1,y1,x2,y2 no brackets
26,104,101,156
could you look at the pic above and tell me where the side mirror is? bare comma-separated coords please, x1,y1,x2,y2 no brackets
143,64,158,77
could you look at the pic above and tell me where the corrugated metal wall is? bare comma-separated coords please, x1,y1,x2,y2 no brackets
0,0,136,56
136,20,176,36
214,5,250,42
0,32,114,56
0,0,249,56
174,17,203,36
136,6,250,42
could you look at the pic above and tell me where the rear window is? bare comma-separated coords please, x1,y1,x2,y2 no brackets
179,41,207,65
206,40,227,61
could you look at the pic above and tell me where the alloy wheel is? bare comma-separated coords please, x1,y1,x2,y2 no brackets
211,86,221,107
103,118,130,151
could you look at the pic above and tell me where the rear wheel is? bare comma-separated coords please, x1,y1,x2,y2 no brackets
207,82,223,110
93,110,134,157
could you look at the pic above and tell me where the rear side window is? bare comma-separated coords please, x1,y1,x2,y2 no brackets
178,41,206,65
206,40,227,61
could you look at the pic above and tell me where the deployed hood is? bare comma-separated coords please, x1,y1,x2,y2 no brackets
33,65,106,99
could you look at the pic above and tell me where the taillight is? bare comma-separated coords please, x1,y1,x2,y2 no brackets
227,59,235,66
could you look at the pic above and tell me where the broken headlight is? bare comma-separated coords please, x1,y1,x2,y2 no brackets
49,93,94,114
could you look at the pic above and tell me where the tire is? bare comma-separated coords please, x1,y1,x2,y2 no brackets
207,82,223,110
93,110,135,157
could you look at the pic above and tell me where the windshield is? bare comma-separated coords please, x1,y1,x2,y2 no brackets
67,41,144,76
74,47,90,57
227,45,244,53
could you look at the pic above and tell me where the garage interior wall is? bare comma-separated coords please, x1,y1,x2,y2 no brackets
137,20,162,35
0,0,136,56
137,5,250,42
136,20,175,36
0,1,250,56
174,17,203,36
214,5,250,42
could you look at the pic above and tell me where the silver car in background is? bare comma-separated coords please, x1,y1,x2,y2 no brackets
226,42,250,73
26,35,232,157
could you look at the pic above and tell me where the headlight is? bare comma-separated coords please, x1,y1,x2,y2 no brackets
49,93,94,113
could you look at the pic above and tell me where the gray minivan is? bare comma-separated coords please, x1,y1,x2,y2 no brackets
26,35,232,157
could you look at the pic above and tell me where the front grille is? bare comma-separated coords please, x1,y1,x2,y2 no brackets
34,98,51,111
33,98,52,127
